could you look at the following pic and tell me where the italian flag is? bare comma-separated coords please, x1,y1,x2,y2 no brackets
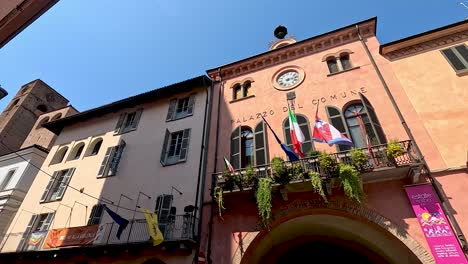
223,156,235,174
288,107,305,158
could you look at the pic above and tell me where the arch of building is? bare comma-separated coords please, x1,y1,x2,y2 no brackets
233,200,434,264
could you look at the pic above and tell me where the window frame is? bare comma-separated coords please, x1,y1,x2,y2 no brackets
114,109,143,135
0,168,17,191
441,44,468,75
166,95,196,122
160,129,191,166
18,212,55,251
87,204,104,225
97,140,126,178
40,168,75,203
231,81,255,102
282,114,315,156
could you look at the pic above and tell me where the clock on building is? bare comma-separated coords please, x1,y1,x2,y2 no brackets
272,66,305,91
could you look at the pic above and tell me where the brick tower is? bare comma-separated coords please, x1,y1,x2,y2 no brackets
0,79,68,155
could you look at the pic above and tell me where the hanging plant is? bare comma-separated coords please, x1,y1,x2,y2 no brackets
256,177,272,227
318,152,338,177
271,157,291,184
338,164,364,203
387,140,404,159
350,148,369,169
214,186,225,218
309,171,327,202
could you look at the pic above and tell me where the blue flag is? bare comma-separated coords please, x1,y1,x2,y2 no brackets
103,204,129,239
261,116,299,161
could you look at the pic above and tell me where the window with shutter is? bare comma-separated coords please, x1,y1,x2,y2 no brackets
326,106,351,152
254,121,268,166
283,114,314,155
98,147,114,177
441,45,468,73
53,168,75,200
166,99,177,121
186,95,195,115
114,113,126,134
114,110,143,134
160,129,170,166
20,212,55,251
88,204,104,225
18,215,37,251
179,129,191,161
130,109,143,130
230,126,241,169
108,140,126,176
0,168,16,190
155,194,173,222
40,171,59,202
41,168,75,202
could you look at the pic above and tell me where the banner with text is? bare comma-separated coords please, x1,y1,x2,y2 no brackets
42,225,99,249
405,184,467,263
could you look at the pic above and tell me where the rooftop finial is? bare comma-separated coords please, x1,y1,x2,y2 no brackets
274,25,288,39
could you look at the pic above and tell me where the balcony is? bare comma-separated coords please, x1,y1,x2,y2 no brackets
0,214,197,254
213,140,421,194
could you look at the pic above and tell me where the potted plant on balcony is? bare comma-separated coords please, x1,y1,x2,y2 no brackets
222,170,235,191
338,164,364,203
271,157,292,185
307,149,322,158
318,152,338,177
244,165,257,189
256,177,272,227
350,148,369,171
309,171,327,202
386,140,405,166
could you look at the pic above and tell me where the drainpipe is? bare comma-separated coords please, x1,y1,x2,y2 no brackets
207,68,223,264
193,77,214,263
356,24,468,251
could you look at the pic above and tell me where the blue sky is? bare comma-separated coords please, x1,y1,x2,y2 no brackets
0,0,466,111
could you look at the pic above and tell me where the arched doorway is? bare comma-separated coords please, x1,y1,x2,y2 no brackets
239,206,433,264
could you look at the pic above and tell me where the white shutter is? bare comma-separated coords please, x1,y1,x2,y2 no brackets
98,147,114,177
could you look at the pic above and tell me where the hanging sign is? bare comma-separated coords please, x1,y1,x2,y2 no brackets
42,225,99,249
405,184,467,263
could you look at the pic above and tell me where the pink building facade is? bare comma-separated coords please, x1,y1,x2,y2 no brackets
199,18,467,263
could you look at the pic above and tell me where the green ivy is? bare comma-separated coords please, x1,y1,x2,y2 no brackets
309,171,327,202
214,186,225,217
387,140,404,159
338,164,364,203
256,177,272,227
350,148,369,169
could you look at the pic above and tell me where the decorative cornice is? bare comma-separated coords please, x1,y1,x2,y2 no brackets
383,30,468,60
208,19,376,80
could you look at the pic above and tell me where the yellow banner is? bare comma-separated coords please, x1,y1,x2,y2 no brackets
141,208,164,246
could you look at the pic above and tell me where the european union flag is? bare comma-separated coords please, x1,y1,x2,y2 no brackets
261,116,299,161
103,204,129,239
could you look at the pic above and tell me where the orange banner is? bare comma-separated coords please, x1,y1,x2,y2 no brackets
42,225,99,249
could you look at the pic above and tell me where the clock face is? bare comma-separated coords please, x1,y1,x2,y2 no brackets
277,71,300,88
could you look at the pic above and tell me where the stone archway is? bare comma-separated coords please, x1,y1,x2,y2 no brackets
234,200,434,264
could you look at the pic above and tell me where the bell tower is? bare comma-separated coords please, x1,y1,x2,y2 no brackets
0,79,69,155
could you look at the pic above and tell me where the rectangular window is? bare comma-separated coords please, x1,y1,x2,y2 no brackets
114,109,143,134
160,129,191,166
18,212,55,251
0,168,16,190
40,168,75,203
155,194,173,222
87,204,104,225
441,44,468,74
166,95,195,121
98,140,126,178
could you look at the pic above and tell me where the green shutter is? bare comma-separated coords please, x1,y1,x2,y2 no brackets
114,113,126,134
179,129,191,161
359,93,386,144
254,121,268,166
130,109,143,130
230,126,241,169
166,99,177,121
40,172,58,202
160,129,170,166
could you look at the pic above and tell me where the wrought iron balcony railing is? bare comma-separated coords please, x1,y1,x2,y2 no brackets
0,214,197,253
213,140,420,193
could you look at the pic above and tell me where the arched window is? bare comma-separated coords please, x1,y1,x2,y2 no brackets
69,143,85,160
86,138,103,156
340,53,352,70
36,117,50,129
344,95,386,148
36,104,48,112
230,121,268,169
326,57,338,74
233,84,242,100
51,147,68,164
283,114,314,156
50,113,62,121
325,106,351,152
243,81,252,97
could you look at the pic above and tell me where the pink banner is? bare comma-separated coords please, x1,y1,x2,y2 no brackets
405,184,467,263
